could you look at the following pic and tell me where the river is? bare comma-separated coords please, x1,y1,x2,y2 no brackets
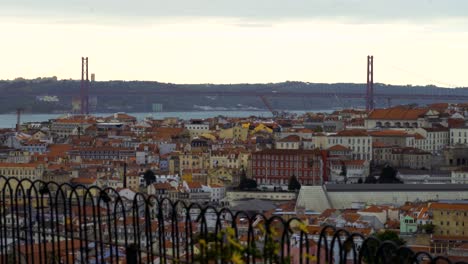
0,110,332,128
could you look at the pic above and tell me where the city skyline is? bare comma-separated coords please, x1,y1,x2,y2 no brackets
2,0,468,86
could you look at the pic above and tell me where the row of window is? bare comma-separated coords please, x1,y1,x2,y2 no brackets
328,138,371,145
256,177,319,185
440,221,465,226
254,169,315,177
0,169,36,176
253,155,311,161
440,211,468,216
439,230,465,235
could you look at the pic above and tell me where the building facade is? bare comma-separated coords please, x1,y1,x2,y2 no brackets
251,149,323,186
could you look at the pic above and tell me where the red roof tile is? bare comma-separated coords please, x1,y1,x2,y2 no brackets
368,107,429,120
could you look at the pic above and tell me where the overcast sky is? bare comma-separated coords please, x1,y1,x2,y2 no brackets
1,0,468,86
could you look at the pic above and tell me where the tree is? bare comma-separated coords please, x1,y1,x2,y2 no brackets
374,230,406,246
238,169,258,190
422,223,436,234
288,174,301,191
357,178,363,184
378,165,402,184
314,126,323,133
143,169,156,186
364,175,377,184
239,178,257,190
340,163,347,183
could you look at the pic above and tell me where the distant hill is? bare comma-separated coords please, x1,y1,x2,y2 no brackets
0,79,467,114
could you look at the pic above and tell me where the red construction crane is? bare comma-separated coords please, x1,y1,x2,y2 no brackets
260,95,279,117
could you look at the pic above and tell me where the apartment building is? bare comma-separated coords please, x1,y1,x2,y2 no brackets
251,149,323,186
50,117,95,138
0,162,45,181
185,120,210,139
414,127,449,153
328,130,372,160
451,168,468,184
365,107,440,129
369,130,416,148
450,127,468,146
429,202,468,237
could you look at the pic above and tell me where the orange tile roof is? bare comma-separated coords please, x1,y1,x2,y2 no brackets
360,205,385,213
278,135,301,142
429,203,468,211
428,103,449,111
319,208,337,218
47,144,73,157
0,162,40,168
333,129,369,137
327,144,351,151
342,213,361,223
70,177,97,185
414,133,425,140
368,107,429,120
187,181,203,189
55,117,96,124
153,182,174,190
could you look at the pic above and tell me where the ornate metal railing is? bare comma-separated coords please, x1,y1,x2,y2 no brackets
0,176,466,264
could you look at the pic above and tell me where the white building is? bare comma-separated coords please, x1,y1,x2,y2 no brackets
275,135,301,150
417,127,449,153
328,130,372,160
450,127,468,146
185,121,210,138
451,168,468,184
209,184,226,203
329,159,369,183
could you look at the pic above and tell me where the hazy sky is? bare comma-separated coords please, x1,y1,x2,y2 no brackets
1,0,468,86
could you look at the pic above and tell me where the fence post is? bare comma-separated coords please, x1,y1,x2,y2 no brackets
126,243,138,264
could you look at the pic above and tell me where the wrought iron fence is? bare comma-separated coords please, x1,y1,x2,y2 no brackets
0,176,466,264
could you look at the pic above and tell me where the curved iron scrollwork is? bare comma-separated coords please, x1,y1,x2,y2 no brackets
0,176,466,264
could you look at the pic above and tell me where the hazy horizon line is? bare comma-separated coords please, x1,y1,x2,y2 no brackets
2,77,466,89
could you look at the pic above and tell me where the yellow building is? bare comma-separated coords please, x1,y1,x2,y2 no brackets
233,125,249,141
0,163,45,181
0,163,45,194
252,123,273,134
126,174,141,192
178,151,210,172
219,127,234,140
219,125,248,142
207,167,235,186
430,202,468,237
182,172,193,183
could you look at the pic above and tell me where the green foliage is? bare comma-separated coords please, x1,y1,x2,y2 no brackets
238,170,257,190
192,226,293,264
364,175,377,184
314,126,323,132
340,164,347,177
422,223,436,234
288,174,301,191
378,165,402,184
143,169,156,186
374,230,406,246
